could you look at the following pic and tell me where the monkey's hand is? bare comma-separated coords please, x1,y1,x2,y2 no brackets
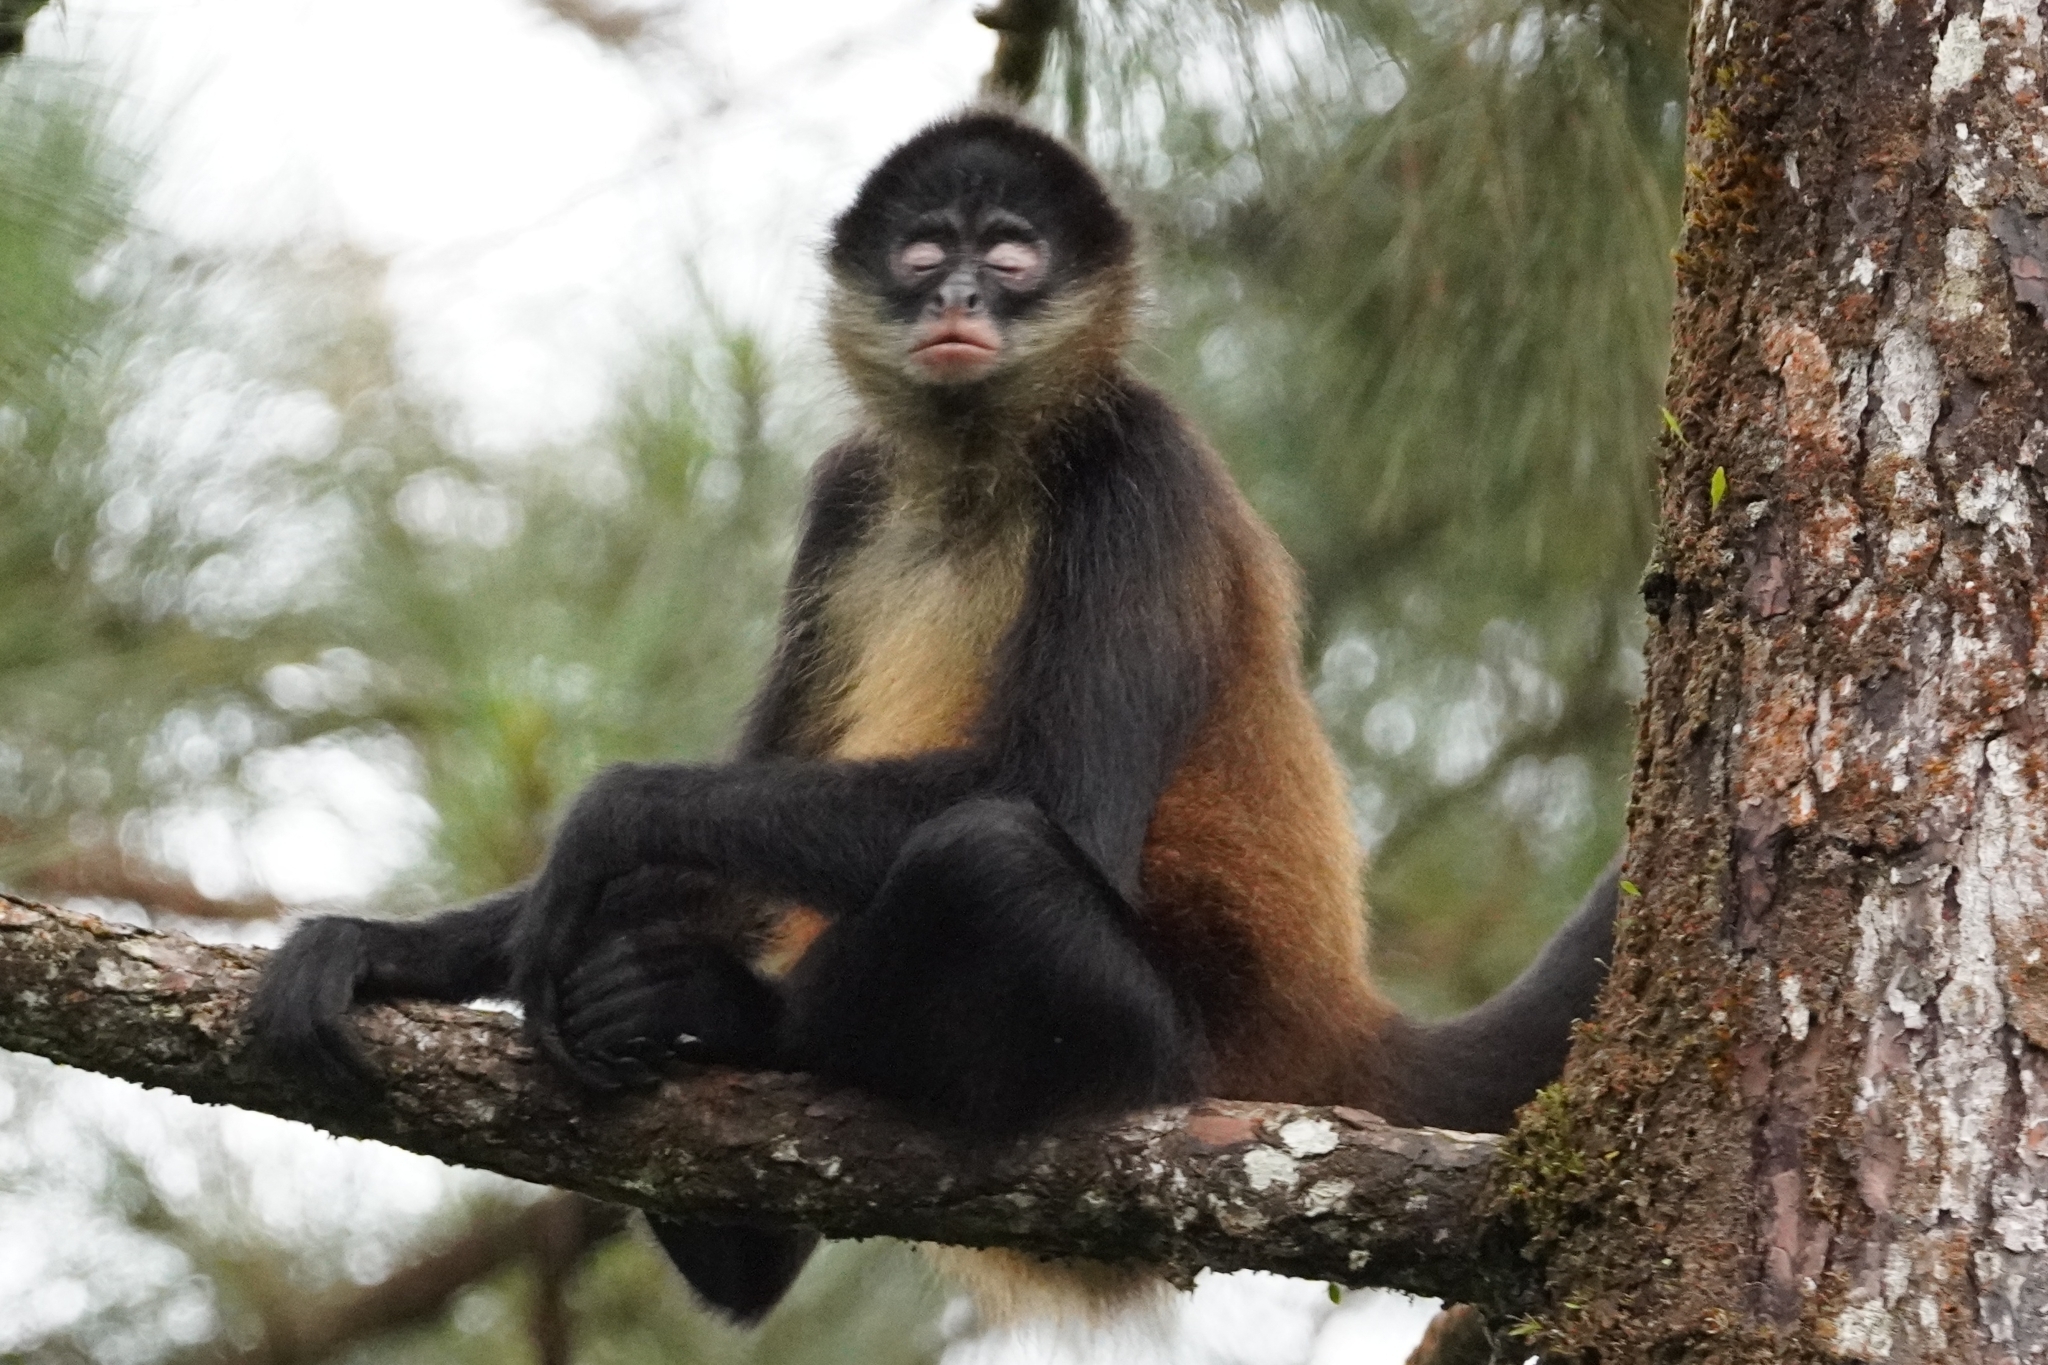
247,917,385,1096
554,925,786,1090
508,764,792,1089
507,768,656,1076
248,891,519,1095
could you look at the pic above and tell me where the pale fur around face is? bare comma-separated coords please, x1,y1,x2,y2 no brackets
823,261,1139,460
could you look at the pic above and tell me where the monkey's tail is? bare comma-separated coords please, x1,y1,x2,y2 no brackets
1378,858,1622,1134
247,888,524,1094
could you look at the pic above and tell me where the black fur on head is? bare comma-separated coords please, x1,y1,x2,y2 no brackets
828,109,1133,306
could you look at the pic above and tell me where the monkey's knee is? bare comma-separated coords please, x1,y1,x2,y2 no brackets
784,800,1197,1134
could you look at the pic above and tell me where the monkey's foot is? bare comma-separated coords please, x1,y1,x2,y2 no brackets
552,927,783,1090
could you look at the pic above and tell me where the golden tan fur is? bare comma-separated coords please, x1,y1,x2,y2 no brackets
919,1245,1170,1325
820,499,1035,760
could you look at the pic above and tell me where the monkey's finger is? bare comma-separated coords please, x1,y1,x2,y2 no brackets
539,1031,627,1092
524,978,629,1092
560,983,680,1039
563,1009,680,1068
583,1048,660,1088
558,964,654,1022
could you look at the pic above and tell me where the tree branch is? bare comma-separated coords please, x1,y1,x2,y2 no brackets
976,0,1065,105
0,893,1527,1309
1,0,52,57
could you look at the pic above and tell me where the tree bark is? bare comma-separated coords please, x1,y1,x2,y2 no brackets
0,892,1526,1310
1497,0,2048,1359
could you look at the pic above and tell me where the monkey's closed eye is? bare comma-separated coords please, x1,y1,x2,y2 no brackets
896,241,947,276
983,241,1044,285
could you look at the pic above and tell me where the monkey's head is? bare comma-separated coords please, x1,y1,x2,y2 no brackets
826,110,1138,435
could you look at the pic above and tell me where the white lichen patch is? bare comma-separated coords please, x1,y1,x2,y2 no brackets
90,955,156,993
1992,1170,2048,1252
1276,1117,1340,1158
1781,974,1813,1041
1832,1299,1895,1358
1877,326,1940,463
1940,227,1993,317
1303,1180,1355,1216
1949,141,1991,210
1241,1146,1300,1192
1932,14,1987,102
1957,465,2032,562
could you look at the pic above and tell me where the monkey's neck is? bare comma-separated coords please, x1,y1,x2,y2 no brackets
867,412,1053,540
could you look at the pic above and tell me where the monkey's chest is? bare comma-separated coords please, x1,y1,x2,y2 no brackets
823,534,1029,759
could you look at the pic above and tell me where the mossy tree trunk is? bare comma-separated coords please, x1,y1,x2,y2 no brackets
1501,0,2048,1359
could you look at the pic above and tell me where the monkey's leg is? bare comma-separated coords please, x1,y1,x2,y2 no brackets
783,797,1201,1136
512,755,979,1083
550,877,819,1327
644,1217,821,1326
630,799,1196,1327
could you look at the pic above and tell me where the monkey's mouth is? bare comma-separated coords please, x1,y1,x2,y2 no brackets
910,320,1003,379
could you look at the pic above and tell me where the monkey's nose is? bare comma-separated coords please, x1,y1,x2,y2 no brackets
937,273,983,314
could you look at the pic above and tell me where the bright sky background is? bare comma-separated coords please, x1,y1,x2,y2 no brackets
33,0,992,450
13,2,1444,1358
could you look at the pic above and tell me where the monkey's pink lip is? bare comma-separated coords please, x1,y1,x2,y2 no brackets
910,330,1000,358
914,340,1000,362
911,329,1003,378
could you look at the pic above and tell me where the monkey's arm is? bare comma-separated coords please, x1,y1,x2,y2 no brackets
733,437,887,761
972,385,1227,891
246,441,888,1090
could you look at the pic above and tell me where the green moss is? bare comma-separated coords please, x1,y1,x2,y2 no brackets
1489,1083,1591,1246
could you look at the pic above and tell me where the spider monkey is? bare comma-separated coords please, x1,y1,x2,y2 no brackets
249,108,1621,1325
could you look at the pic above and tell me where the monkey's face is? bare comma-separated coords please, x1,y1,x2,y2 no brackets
886,207,1049,385
827,113,1136,406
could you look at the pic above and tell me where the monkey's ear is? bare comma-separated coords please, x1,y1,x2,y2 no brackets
246,918,383,1096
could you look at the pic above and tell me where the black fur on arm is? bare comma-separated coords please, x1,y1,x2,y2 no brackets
973,381,1227,892
734,438,889,762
